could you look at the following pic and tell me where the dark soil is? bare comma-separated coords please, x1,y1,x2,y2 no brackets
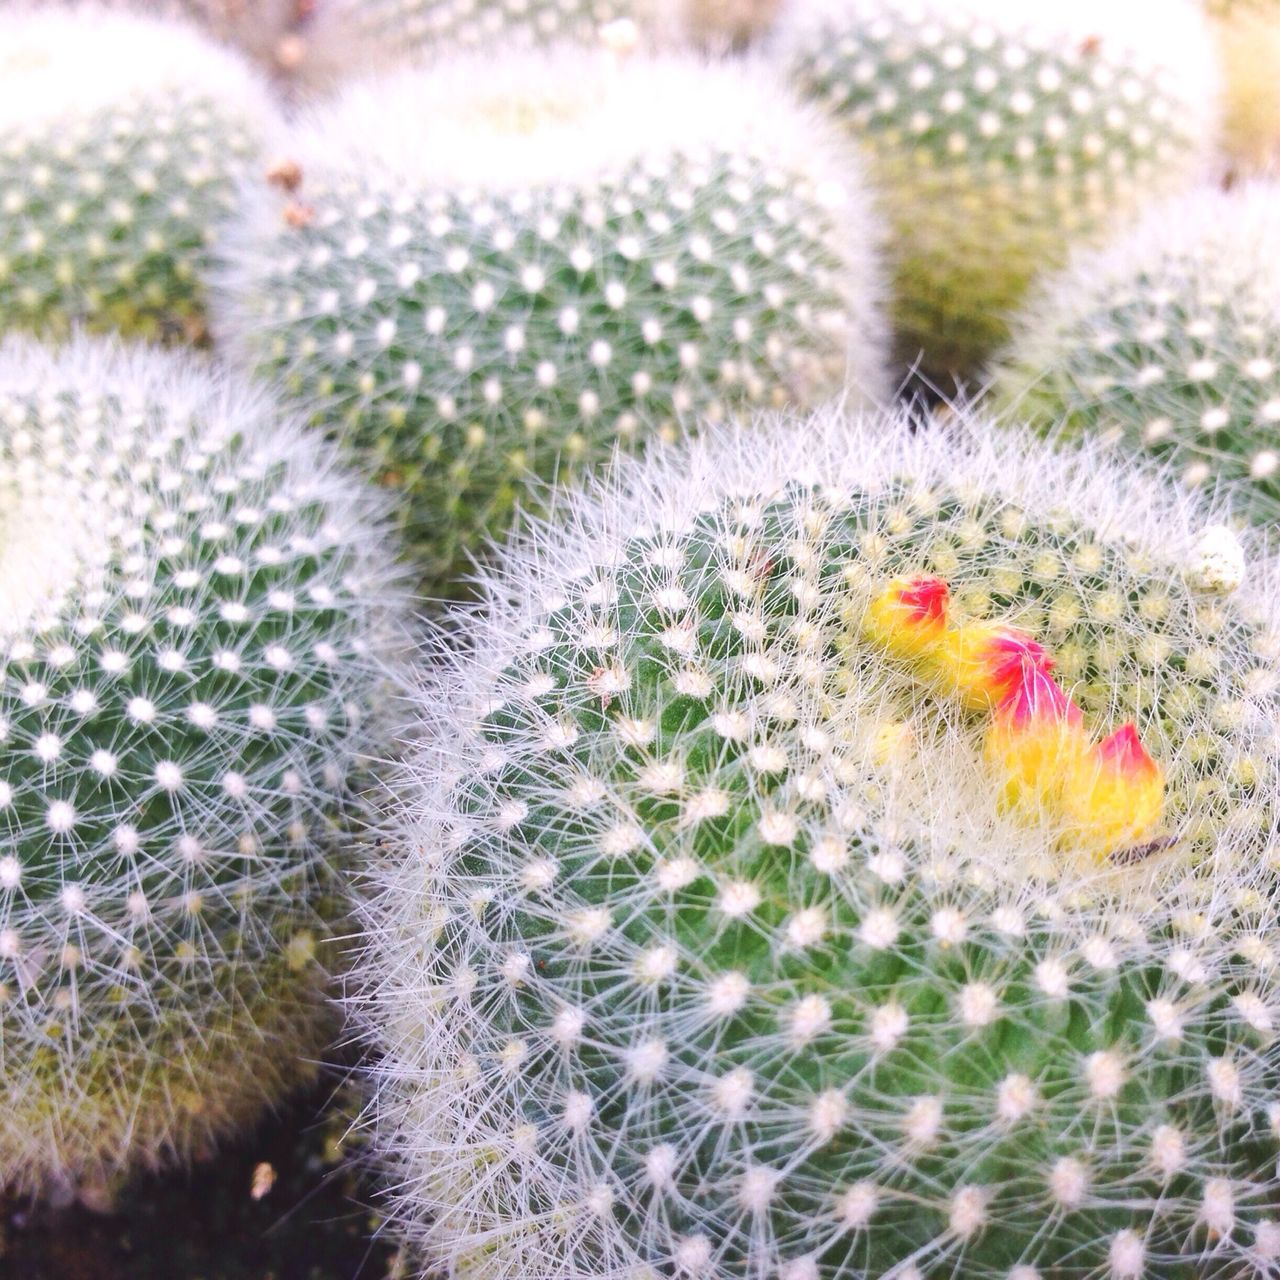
0,1080,401,1280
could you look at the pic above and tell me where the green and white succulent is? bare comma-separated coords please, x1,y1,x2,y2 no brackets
216,49,887,594
993,182,1280,524
0,335,406,1203
357,404,1280,1279
0,3,277,343
772,0,1220,378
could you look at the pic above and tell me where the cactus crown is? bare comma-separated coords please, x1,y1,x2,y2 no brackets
359,406,1280,1279
993,182,1280,523
217,49,885,593
771,0,1220,374
0,3,274,342
0,336,404,1196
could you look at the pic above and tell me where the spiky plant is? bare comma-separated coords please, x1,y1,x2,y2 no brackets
356,404,1280,1279
771,0,1220,379
1205,0,1280,175
0,4,278,344
0,335,405,1204
992,182,1280,525
216,50,886,595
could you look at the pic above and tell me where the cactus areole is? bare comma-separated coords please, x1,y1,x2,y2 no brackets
360,407,1280,1279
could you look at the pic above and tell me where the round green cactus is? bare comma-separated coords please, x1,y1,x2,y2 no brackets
772,0,1220,379
0,4,278,344
357,405,1280,1279
216,50,887,595
992,183,1280,524
0,335,405,1202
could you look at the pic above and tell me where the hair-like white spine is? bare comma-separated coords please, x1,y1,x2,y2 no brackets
215,48,887,594
355,402,1280,1278
770,0,1221,377
0,335,407,1201
0,3,280,343
993,181,1280,523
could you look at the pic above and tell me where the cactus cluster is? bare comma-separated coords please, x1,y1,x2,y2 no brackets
216,50,886,592
0,3,276,344
772,0,1220,377
357,405,1280,1279
0,336,404,1200
993,182,1280,526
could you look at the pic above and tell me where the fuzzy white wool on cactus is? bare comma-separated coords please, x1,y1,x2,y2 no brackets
0,335,407,1200
0,3,278,342
215,48,887,593
356,404,1280,1278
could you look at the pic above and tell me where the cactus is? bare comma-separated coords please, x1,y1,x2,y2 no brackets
0,4,278,344
215,50,886,595
0,335,405,1202
992,182,1280,526
356,405,1280,1279
771,0,1220,379
1204,0,1280,175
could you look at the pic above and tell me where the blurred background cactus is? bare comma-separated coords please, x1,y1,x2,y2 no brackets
0,3,278,344
772,0,1220,380
1204,0,1280,174
358,405,1280,1279
0,337,404,1204
216,49,887,596
992,182,1280,524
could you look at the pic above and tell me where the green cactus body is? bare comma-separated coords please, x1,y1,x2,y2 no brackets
771,0,1219,379
993,184,1280,524
359,408,1280,1278
0,5,277,344
0,336,405,1199
217,51,886,595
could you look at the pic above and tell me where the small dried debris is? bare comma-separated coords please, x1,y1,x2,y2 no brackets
250,1161,277,1201
282,201,316,230
266,158,304,193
